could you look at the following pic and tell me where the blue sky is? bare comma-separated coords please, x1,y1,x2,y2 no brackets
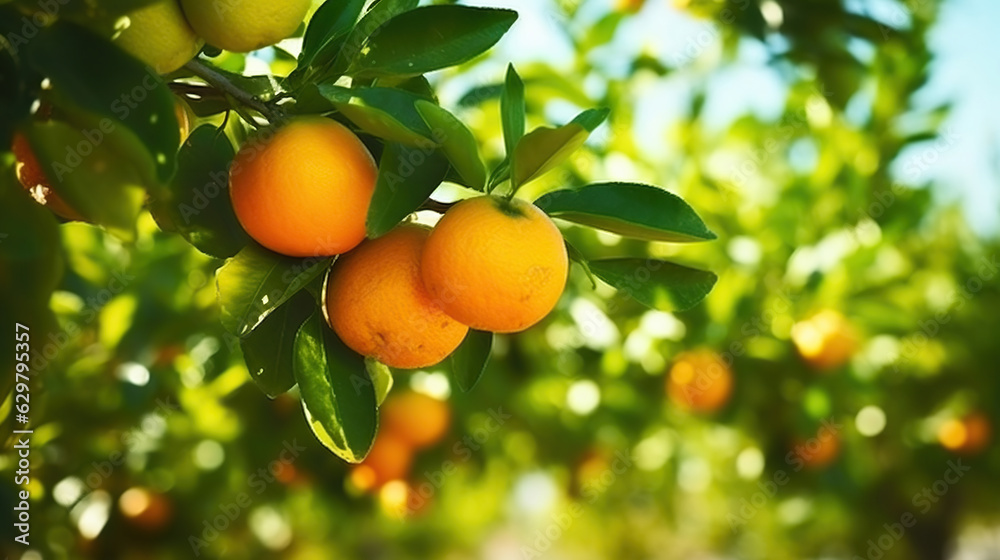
459,0,1000,237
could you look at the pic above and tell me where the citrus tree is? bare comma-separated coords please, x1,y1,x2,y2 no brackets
1,0,717,464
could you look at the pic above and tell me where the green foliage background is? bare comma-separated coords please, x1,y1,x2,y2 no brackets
2,0,999,559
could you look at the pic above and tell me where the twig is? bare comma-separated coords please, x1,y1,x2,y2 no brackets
183,59,283,123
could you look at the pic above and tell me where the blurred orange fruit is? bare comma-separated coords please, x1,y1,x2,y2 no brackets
119,487,172,531
666,350,733,412
11,132,84,221
791,310,858,371
229,118,376,257
793,430,841,470
326,224,469,369
381,391,451,449
421,196,568,333
351,433,413,491
938,413,991,455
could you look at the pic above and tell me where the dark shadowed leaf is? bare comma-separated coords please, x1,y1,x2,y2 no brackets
295,0,366,77
366,142,450,238
240,290,315,398
329,0,420,76
217,245,332,337
449,329,493,392
294,312,378,462
589,259,718,312
27,21,179,182
535,182,717,242
149,125,250,258
348,6,517,78
23,121,146,240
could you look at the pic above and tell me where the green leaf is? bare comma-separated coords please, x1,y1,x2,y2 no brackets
0,167,63,409
564,239,597,289
588,259,718,312
329,0,420,77
26,21,179,182
240,291,315,398
512,108,608,189
365,358,394,406
348,5,517,79
22,121,146,240
449,330,492,392
294,312,378,462
217,244,332,337
296,0,366,74
501,64,526,157
310,85,435,146
366,142,450,238
534,182,717,242
149,125,250,258
415,100,486,190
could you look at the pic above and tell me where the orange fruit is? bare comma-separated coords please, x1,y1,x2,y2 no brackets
791,310,858,371
326,224,468,369
381,391,451,449
666,350,733,412
350,433,413,491
229,118,376,257
421,196,568,333
119,488,172,531
11,132,84,221
792,429,841,470
938,413,991,454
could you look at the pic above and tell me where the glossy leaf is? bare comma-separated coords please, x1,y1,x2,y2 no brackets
240,291,315,398
26,21,179,182
149,125,250,259
501,64,526,157
329,0,420,76
449,330,493,392
313,85,435,146
535,182,717,242
217,245,332,337
588,259,718,312
294,312,378,462
415,100,486,190
512,108,608,188
365,358,394,406
366,142,450,238
348,6,517,78
23,121,146,240
296,0,366,75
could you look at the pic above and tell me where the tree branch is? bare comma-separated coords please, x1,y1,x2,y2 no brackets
182,59,283,124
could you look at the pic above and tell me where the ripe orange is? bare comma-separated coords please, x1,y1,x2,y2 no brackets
381,391,451,449
229,118,376,257
11,132,84,221
421,196,568,333
938,413,991,455
791,310,858,371
326,224,469,369
350,433,413,491
666,350,733,412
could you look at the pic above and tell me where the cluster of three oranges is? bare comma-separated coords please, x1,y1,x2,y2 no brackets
230,118,569,369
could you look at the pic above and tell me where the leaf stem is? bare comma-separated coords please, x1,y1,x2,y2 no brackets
183,59,284,124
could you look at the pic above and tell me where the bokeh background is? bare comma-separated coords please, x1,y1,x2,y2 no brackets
3,0,1000,558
